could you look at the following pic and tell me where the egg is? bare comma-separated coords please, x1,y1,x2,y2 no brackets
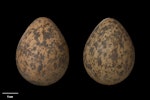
16,17,69,86
83,18,135,85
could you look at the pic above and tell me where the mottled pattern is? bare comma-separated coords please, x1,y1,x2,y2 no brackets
83,18,135,85
16,17,69,86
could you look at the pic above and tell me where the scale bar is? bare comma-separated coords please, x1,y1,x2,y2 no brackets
2,92,19,94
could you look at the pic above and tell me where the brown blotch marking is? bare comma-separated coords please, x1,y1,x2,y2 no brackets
33,29,40,42
38,19,41,23
103,52,107,57
43,22,50,28
38,64,43,73
24,43,29,48
125,59,128,64
93,42,98,49
40,53,45,60
130,54,133,59
101,24,112,31
121,54,123,57
98,24,113,36
117,70,124,76
114,30,124,48
31,57,34,61
119,41,124,48
101,40,107,48
43,30,54,40
114,30,121,39
59,55,67,67
24,60,28,66
125,60,131,71
36,41,40,46
32,47,37,51
53,63,58,69
91,33,95,38
91,68,98,78
22,49,32,57
58,43,65,51
89,47,94,56
93,72,98,78
97,57,102,66
47,49,52,54
124,34,128,42
97,49,103,55
33,51,39,59
49,41,55,48
30,63,36,70
41,40,48,47
103,74,108,80
98,31,105,36
110,48,118,61
22,65,27,72
117,65,122,69
41,70,46,77
21,48,26,55
85,63,92,70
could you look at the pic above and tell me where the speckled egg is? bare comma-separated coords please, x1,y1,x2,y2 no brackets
83,18,135,85
16,17,69,86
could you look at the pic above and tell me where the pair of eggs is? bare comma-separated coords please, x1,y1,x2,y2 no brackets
16,17,135,86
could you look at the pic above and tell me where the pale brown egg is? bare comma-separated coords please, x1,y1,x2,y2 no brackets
16,17,69,86
83,18,135,85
